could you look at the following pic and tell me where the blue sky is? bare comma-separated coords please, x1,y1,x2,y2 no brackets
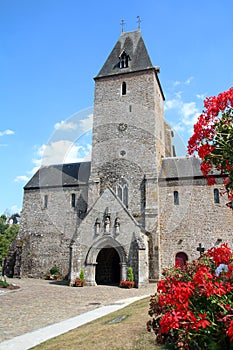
1,0,233,215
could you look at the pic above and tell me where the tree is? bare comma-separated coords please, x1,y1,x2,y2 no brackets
0,214,19,269
0,215,8,234
188,87,233,205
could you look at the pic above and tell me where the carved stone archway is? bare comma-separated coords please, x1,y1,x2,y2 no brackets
95,247,120,285
85,236,127,286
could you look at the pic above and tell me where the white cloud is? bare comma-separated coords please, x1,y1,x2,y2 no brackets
173,123,185,133
196,93,206,100
185,77,194,85
32,140,92,169
0,129,14,136
165,98,181,110
80,113,93,133
14,175,30,183
173,80,181,87
54,120,77,131
181,102,198,118
165,92,200,135
35,141,77,166
171,77,193,88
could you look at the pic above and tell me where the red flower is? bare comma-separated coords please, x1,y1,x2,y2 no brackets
187,87,233,200
227,320,233,342
207,243,232,265
200,161,212,176
192,313,210,330
148,242,233,348
207,176,216,185
198,144,215,159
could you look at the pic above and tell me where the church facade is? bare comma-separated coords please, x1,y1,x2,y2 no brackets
8,29,233,286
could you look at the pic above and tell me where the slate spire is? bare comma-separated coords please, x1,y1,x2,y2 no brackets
95,30,155,79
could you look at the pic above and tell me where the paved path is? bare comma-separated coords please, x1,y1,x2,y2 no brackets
0,278,157,347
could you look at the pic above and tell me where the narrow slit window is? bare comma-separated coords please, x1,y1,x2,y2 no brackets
71,193,76,208
44,195,48,209
174,191,179,205
122,81,126,95
123,186,128,208
214,188,220,204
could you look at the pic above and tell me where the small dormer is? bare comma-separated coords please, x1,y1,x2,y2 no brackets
119,49,130,68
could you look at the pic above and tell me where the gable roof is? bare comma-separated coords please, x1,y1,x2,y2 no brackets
70,186,148,244
95,30,155,78
24,162,91,189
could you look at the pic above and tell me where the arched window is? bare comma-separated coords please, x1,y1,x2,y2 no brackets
175,252,188,269
119,50,130,68
122,81,126,95
116,178,128,208
174,191,179,205
214,188,220,204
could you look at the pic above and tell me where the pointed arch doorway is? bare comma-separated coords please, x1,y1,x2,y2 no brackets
95,247,120,285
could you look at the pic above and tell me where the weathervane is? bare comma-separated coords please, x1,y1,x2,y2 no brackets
120,19,125,33
137,16,142,30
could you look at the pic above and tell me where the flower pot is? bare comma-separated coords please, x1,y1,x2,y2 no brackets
119,280,135,288
74,278,85,287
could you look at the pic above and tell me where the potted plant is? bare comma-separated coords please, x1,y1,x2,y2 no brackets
74,269,85,287
48,265,61,280
120,267,135,288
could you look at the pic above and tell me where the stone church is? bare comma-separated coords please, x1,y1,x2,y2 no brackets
7,28,233,286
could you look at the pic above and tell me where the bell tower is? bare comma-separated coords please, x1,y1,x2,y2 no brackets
88,29,170,279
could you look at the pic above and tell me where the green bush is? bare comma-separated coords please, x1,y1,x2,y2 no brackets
128,267,134,282
79,269,85,281
49,265,60,275
0,276,9,288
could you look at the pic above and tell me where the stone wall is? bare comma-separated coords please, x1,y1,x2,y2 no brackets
17,185,88,278
91,70,165,179
158,177,233,276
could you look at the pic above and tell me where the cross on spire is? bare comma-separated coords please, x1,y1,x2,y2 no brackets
120,19,125,33
197,243,205,256
137,16,142,31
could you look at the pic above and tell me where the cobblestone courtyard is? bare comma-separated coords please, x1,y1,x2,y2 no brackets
0,278,156,343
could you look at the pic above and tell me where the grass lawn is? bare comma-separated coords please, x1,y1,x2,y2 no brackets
31,297,165,350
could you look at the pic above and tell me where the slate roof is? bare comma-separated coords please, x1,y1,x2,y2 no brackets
24,162,91,189
159,157,220,180
24,157,222,190
96,30,155,78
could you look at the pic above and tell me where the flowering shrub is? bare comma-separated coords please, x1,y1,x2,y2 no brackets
147,243,233,349
188,87,233,204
